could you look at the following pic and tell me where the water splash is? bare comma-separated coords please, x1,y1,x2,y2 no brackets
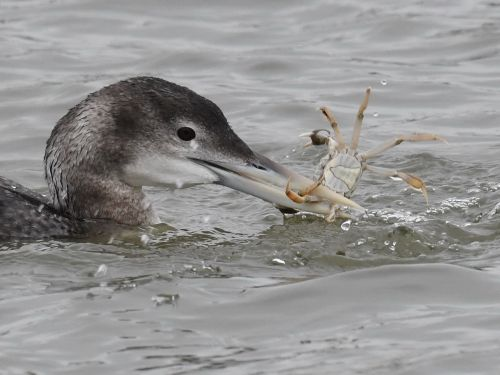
371,209,426,224
357,238,366,246
272,258,286,265
427,197,480,214
474,182,500,193
487,202,500,219
151,293,179,306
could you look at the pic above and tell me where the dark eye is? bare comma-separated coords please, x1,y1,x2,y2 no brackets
177,127,196,141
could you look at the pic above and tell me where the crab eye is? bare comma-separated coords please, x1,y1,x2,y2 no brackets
177,127,196,141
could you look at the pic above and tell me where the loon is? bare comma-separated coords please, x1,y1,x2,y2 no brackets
0,77,361,240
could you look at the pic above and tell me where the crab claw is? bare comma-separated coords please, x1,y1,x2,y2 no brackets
366,165,429,204
285,178,307,203
285,177,325,204
397,172,429,205
299,129,330,147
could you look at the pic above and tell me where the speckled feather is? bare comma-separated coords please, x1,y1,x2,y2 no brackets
0,176,84,239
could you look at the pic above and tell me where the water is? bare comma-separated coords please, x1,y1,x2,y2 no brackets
1,0,500,373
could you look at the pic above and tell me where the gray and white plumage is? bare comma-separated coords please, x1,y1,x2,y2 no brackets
43,77,254,226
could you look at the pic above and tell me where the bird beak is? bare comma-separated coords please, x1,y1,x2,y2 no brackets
190,152,364,216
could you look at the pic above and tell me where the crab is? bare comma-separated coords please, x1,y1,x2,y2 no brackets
285,87,446,221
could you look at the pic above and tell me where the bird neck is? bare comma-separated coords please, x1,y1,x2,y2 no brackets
43,102,158,226
45,162,158,226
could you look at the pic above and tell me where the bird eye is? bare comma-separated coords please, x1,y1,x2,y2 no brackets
177,127,196,141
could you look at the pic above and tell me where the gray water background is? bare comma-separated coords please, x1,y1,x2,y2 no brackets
1,0,500,373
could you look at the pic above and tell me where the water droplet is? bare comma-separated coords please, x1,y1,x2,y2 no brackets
292,148,296,153
203,216,210,223
11,185,17,190
272,258,286,265
372,112,379,118
152,293,179,306
94,264,108,278
140,234,150,245
357,238,366,246
340,219,352,231
293,257,305,266
37,204,45,213
380,79,388,86
190,140,199,150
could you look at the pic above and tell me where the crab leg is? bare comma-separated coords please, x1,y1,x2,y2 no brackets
350,87,371,154
360,133,446,161
285,178,353,222
320,106,346,149
365,165,429,204
285,178,323,203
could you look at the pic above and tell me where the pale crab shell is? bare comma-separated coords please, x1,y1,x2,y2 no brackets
315,152,363,198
